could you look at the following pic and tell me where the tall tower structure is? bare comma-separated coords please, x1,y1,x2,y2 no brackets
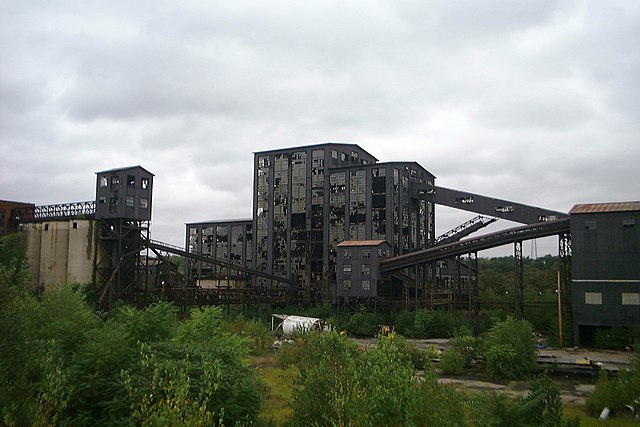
252,143,436,304
94,166,154,309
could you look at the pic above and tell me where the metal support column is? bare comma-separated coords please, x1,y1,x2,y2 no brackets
469,252,480,335
514,241,524,319
559,232,572,344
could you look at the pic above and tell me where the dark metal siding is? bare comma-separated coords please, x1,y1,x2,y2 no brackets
95,166,153,221
570,208,640,344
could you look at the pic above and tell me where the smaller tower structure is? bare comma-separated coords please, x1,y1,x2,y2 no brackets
94,166,154,309
96,166,153,221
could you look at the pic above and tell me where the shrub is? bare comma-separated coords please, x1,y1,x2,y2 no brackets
594,326,640,350
471,376,565,427
484,343,519,380
346,308,383,337
413,309,453,338
484,317,537,380
392,311,415,336
586,343,640,416
289,332,466,427
224,316,273,356
440,348,467,375
440,334,479,375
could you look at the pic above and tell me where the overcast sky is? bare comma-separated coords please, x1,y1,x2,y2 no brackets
1,1,638,257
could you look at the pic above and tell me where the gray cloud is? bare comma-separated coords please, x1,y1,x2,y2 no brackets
1,0,638,255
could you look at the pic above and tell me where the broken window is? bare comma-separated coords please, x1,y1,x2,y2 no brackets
362,250,370,259
584,219,597,230
343,249,352,259
361,264,370,275
127,175,135,187
343,280,352,290
99,176,108,187
623,217,636,228
141,178,149,190
140,198,148,209
111,176,120,186
99,196,107,204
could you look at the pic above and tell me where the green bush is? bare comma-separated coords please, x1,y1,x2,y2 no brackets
224,316,273,356
0,286,263,426
413,309,453,338
289,332,466,427
346,308,383,337
440,348,467,375
470,376,566,427
392,311,415,336
593,326,640,350
440,334,479,375
586,343,640,416
484,317,537,380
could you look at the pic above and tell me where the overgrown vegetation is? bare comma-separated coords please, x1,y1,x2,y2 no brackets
0,233,264,427
586,343,640,417
4,233,639,425
484,317,538,380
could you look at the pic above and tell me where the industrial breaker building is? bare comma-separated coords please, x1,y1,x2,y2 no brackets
186,143,436,304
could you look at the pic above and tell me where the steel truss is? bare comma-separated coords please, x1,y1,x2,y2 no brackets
94,219,149,310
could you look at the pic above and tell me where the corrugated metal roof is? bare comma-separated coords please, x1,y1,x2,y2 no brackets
570,201,640,214
337,239,388,247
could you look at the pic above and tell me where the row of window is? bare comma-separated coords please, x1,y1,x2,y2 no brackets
98,196,149,208
342,249,371,259
343,280,370,291
584,217,636,230
584,292,640,305
342,264,371,274
99,175,150,190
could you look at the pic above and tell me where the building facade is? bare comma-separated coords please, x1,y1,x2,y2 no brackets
186,219,253,287
570,202,640,345
335,240,392,303
187,143,436,304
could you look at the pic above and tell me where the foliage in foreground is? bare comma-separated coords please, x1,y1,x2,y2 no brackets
586,342,640,417
0,283,262,426
289,331,466,427
469,376,578,427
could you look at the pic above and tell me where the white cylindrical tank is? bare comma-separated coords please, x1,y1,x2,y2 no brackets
281,315,325,335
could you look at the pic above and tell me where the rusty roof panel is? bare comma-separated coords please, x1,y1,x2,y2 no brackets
337,240,388,247
570,202,640,214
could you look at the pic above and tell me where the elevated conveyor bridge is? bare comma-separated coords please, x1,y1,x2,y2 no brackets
144,239,298,306
381,218,570,272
